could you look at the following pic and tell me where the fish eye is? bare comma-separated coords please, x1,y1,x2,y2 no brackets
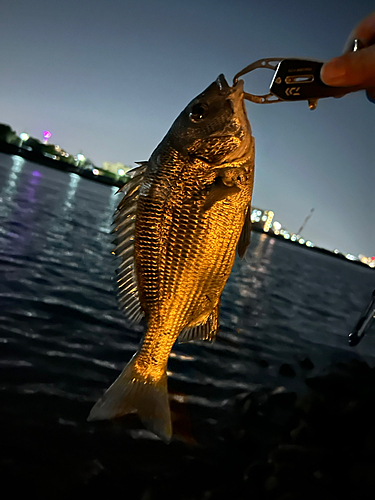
189,103,208,122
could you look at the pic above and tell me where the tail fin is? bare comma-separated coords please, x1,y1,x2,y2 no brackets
88,355,172,442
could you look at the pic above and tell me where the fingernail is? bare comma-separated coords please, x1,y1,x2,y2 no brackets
342,37,365,54
321,58,346,85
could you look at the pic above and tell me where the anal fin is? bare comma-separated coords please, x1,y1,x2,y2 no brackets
178,305,219,343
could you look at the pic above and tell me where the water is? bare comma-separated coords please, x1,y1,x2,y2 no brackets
0,153,374,492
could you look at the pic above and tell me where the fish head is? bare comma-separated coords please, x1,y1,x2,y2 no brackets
169,74,252,165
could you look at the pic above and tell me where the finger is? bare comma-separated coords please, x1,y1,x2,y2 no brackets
343,11,375,51
321,44,375,88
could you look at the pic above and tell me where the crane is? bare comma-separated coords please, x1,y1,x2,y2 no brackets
297,208,314,235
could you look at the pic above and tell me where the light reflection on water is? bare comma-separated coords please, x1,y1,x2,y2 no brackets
62,172,80,214
0,155,25,220
5,155,25,192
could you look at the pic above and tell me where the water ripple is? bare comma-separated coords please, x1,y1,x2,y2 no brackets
0,155,374,435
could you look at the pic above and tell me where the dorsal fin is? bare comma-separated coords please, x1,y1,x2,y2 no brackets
237,205,252,258
178,304,219,343
112,163,147,324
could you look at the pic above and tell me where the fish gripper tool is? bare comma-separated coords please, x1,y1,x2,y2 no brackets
234,39,365,110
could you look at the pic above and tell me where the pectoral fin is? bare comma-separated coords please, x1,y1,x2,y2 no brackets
237,206,252,258
203,178,240,212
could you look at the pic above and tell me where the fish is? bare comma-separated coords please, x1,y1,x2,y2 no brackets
88,73,255,441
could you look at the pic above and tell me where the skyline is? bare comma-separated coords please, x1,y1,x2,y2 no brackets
0,0,374,256
0,138,372,265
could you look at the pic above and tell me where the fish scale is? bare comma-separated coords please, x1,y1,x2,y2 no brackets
163,194,199,297
136,159,248,347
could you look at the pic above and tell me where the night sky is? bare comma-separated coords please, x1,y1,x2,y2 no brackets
1,0,374,256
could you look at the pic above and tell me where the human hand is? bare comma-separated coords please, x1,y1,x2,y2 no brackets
321,12,375,100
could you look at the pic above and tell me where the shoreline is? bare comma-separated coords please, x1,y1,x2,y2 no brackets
2,359,375,498
0,144,372,270
0,140,124,188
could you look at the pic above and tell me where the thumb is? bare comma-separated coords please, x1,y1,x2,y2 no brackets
321,44,375,89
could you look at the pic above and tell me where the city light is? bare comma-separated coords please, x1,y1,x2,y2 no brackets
263,210,274,232
20,133,29,142
92,168,99,175
77,153,85,162
251,209,263,223
249,206,345,257
43,153,58,160
359,255,375,268
118,168,125,176
345,253,358,261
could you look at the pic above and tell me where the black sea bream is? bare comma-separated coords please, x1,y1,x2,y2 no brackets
89,74,255,441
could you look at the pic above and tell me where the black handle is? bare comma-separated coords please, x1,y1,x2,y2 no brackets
270,59,358,102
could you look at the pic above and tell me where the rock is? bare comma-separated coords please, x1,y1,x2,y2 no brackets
299,357,314,370
269,444,327,468
349,462,375,492
279,364,296,377
269,391,297,409
264,474,279,491
290,420,310,444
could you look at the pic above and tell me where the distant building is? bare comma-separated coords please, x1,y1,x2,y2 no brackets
359,254,375,268
250,206,315,248
250,207,274,233
102,161,130,177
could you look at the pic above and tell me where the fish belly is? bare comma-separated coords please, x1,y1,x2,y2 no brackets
135,170,252,347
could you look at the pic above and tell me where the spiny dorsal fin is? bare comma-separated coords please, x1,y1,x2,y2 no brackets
115,162,148,194
237,205,252,258
178,305,219,343
112,162,148,324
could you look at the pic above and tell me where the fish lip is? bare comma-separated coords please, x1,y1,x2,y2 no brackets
231,78,244,94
